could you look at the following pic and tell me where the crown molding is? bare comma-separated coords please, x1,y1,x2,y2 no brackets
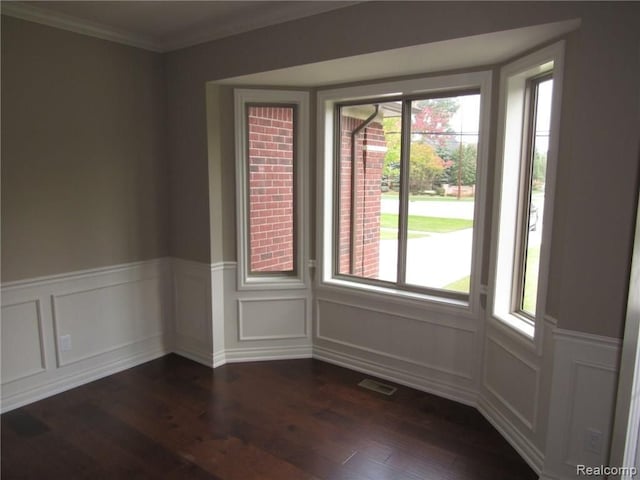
159,2,360,52
1,2,162,52
1,1,360,53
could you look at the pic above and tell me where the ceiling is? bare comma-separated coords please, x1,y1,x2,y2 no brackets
1,1,358,52
2,1,581,88
219,19,580,87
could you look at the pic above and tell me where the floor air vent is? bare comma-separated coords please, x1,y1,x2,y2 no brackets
358,378,397,396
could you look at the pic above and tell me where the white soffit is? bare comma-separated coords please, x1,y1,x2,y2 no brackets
0,1,359,52
217,19,581,87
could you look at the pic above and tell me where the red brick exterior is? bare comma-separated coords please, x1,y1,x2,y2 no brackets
338,116,385,278
247,106,294,272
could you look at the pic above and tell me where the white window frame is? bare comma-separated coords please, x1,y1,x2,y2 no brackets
234,89,309,290
489,41,565,345
316,71,492,315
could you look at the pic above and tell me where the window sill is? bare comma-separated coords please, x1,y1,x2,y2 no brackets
239,275,307,291
319,277,473,316
493,311,535,340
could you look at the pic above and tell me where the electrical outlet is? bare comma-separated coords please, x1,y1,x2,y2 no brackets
584,428,603,454
59,335,72,352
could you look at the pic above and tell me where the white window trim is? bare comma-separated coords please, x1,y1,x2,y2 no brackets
316,71,492,317
489,41,565,348
234,88,309,291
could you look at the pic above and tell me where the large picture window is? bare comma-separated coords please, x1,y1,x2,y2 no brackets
336,93,480,299
319,72,491,307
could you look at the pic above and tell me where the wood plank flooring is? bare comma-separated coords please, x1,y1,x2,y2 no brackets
1,355,537,479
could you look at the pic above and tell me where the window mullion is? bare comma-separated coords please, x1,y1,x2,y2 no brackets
396,100,411,286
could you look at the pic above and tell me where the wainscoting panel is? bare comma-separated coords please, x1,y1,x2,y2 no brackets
542,329,621,480
483,335,539,430
214,263,313,362
172,259,214,367
316,298,475,380
1,259,171,412
238,297,307,341
1,300,46,383
52,277,165,367
313,297,478,405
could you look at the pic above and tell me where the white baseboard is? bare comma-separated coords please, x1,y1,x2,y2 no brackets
1,258,172,412
477,393,544,474
224,345,312,363
313,344,477,407
2,338,169,413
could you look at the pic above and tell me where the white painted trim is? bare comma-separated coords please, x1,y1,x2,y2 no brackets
313,345,477,407
50,283,165,368
1,2,359,53
224,345,312,363
238,297,308,341
483,335,540,431
317,280,474,319
315,298,475,381
1,340,168,413
173,343,215,368
1,258,171,412
543,327,622,479
0,299,47,384
478,394,544,474
489,41,565,354
544,314,559,327
316,331,474,381
554,328,622,348
611,188,640,475
2,257,171,291
211,261,237,272
0,2,161,52
315,70,492,318
234,88,310,292
315,295,476,333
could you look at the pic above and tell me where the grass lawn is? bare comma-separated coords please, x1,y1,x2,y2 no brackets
380,213,473,233
382,192,474,202
443,276,470,293
380,229,428,240
442,246,540,304
521,245,541,315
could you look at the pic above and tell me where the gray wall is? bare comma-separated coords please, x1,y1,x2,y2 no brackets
1,16,169,281
2,3,638,338
165,2,640,338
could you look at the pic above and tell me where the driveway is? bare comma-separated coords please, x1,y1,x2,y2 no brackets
378,228,474,288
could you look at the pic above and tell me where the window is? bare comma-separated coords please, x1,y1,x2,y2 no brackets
517,75,553,318
491,42,564,339
246,105,296,274
319,72,491,307
235,89,308,289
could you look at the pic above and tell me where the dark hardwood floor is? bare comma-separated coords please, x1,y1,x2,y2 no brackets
2,355,537,479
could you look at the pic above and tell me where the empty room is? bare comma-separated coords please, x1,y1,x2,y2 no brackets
2,2,640,479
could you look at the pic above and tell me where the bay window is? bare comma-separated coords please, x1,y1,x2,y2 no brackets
319,72,491,308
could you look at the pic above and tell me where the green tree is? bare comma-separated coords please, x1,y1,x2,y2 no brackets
382,116,401,179
532,149,547,190
408,143,446,193
443,143,477,186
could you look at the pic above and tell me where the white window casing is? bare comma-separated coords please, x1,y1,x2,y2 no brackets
490,41,565,347
234,88,309,290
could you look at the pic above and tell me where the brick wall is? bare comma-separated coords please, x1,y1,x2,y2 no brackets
247,106,294,272
338,115,385,278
